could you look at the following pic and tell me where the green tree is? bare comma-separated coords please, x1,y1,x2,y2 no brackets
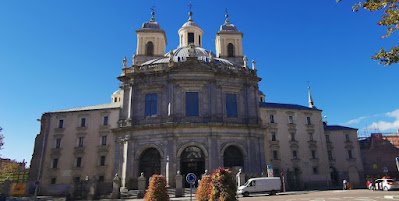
0,127,4,150
337,0,399,65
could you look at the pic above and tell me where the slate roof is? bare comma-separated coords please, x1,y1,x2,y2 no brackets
324,125,357,130
51,102,121,113
259,102,321,111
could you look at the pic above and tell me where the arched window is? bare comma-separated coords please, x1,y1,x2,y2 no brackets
227,43,234,57
223,145,243,168
139,148,161,177
180,146,205,187
145,41,154,56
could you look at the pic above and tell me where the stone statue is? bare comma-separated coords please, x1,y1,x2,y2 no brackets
209,51,213,62
251,59,256,70
123,56,127,68
140,172,144,177
132,54,136,65
236,169,242,187
169,50,174,62
243,55,248,67
177,170,181,175
188,44,196,57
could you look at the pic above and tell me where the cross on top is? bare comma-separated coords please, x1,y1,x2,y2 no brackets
188,2,192,11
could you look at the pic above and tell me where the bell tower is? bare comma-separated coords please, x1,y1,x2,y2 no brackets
178,7,203,48
215,12,244,65
135,9,167,65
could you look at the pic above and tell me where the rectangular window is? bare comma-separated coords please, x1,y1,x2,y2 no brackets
186,92,199,116
313,167,319,174
270,115,275,123
226,94,237,117
326,135,330,142
99,175,105,182
100,156,106,166
291,132,296,141
273,150,278,160
145,94,157,117
74,177,80,183
328,150,333,160
103,116,109,126
199,35,201,45
288,116,294,124
76,157,82,168
78,137,84,147
348,149,353,159
345,134,350,142
309,133,314,141
306,116,312,125
55,139,61,148
188,32,194,43
311,150,317,159
52,158,58,169
292,150,298,158
51,177,56,184
80,118,86,127
58,120,64,128
101,136,107,146
271,132,277,141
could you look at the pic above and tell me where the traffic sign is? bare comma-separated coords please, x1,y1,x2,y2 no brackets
186,173,196,184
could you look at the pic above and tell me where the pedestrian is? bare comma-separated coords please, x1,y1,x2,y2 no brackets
371,180,375,191
343,179,348,190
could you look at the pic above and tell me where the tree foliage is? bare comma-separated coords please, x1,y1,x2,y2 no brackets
195,175,212,201
337,0,399,65
209,167,237,201
0,127,4,150
144,174,169,201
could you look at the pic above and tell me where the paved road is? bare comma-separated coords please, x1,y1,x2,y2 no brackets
6,189,399,200
238,189,399,201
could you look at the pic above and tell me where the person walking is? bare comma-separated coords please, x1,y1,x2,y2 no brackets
343,179,348,190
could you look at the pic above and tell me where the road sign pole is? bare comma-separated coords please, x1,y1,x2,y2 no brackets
190,183,193,201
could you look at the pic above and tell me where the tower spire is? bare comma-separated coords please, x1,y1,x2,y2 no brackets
188,2,193,21
308,85,315,108
150,6,155,22
225,8,230,24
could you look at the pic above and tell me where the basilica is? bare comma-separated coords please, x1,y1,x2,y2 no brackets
29,10,364,196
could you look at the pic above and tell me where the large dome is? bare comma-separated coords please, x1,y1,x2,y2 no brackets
140,46,241,67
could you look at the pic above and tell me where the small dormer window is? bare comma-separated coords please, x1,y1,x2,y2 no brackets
227,43,234,57
188,33,194,44
145,41,154,56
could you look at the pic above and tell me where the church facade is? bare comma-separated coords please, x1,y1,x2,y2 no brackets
29,10,364,195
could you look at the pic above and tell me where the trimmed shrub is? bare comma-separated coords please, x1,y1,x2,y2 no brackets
209,167,237,201
144,174,169,201
195,175,211,201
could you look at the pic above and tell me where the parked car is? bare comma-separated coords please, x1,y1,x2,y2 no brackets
374,178,399,191
237,177,282,197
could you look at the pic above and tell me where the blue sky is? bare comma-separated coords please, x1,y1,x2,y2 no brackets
1,0,398,165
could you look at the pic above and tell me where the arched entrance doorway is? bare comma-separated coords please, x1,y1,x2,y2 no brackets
223,145,244,170
139,148,161,180
180,146,205,186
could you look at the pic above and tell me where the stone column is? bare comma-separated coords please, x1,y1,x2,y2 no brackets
127,84,133,124
121,135,129,191
137,173,146,198
112,174,121,199
175,171,183,197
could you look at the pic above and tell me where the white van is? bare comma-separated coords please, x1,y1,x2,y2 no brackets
237,177,282,197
